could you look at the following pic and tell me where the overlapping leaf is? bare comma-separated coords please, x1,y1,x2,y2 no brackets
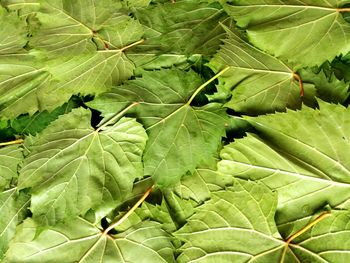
5,218,175,263
43,49,135,110
300,67,350,103
176,180,284,262
10,97,79,135
29,0,143,55
0,6,27,54
219,101,350,223
0,189,29,260
89,69,227,186
0,47,135,118
115,200,179,234
172,156,232,204
0,145,23,191
331,51,350,82
128,0,232,69
176,179,350,262
208,26,312,114
282,212,350,263
1,0,350,261
0,54,51,119
0,0,144,119
224,0,350,67
18,108,147,225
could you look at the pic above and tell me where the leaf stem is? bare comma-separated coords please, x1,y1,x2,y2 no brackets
96,102,139,132
286,212,331,244
93,34,117,50
0,139,24,147
279,212,331,263
103,186,154,235
186,67,230,106
338,8,350,12
120,39,145,52
293,72,304,97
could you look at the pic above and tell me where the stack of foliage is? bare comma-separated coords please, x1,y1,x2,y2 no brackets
2,0,350,262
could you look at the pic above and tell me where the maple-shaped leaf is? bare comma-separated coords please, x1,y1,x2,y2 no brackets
0,189,29,260
208,26,315,114
224,0,350,67
176,179,350,262
0,45,135,119
4,217,175,263
88,69,227,187
127,0,232,69
28,0,143,55
18,108,148,225
0,145,23,191
219,101,350,224
0,6,27,54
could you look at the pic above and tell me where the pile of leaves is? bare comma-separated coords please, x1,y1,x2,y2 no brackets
1,0,350,262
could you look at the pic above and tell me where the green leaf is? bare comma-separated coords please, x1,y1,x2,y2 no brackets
172,156,232,204
281,211,350,263
219,101,350,223
0,54,51,119
224,0,350,67
88,69,227,187
5,217,175,263
10,97,79,135
0,6,27,54
114,200,178,234
42,50,135,112
124,0,151,8
0,48,134,118
176,180,286,262
29,0,143,55
0,189,30,260
276,211,329,240
300,67,350,103
2,0,350,260
176,180,350,262
208,26,314,114
331,52,350,82
1,0,40,10
134,0,231,57
163,189,198,228
113,177,154,212
0,125,16,143
127,0,232,69
0,145,23,191
18,108,148,225
127,53,191,71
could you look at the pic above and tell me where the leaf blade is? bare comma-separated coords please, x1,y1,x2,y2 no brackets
18,108,148,225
